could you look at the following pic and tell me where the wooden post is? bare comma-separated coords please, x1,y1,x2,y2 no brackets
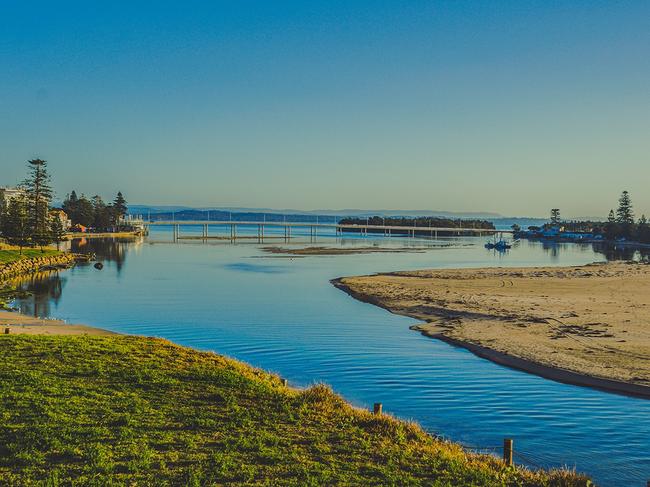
373,402,382,415
503,438,513,467
4,328,9,334
281,378,288,386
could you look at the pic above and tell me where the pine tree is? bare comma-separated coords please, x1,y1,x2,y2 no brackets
113,191,128,222
92,195,112,230
615,190,634,238
550,208,561,225
605,209,618,240
62,190,79,224
50,214,66,250
75,194,95,227
22,158,53,249
616,191,634,224
2,197,30,253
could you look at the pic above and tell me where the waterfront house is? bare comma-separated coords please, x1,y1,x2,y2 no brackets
70,224,87,233
49,209,72,231
0,186,26,209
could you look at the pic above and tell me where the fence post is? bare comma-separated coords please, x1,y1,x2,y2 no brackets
4,328,9,334
373,403,382,415
280,379,288,386
503,438,513,467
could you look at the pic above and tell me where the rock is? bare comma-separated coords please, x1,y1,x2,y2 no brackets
94,262,104,270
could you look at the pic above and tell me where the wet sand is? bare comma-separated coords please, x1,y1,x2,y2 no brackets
333,262,650,398
262,246,429,256
0,310,115,336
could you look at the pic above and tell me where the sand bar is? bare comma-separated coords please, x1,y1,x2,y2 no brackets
334,262,650,398
0,310,114,336
262,246,430,256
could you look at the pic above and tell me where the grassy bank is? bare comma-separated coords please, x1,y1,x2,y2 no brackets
0,335,589,486
0,246,62,265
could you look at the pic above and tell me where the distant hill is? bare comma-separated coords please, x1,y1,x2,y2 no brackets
126,205,605,228
128,205,502,220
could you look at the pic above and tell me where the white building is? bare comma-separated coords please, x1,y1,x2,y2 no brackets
49,209,72,231
0,186,26,209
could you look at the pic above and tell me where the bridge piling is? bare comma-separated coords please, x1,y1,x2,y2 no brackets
143,220,508,242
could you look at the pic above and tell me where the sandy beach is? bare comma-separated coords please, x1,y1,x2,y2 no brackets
334,262,650,398
0,310,114,336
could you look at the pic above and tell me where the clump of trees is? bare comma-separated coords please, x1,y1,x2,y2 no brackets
339,216,495,236
0,158,129,252
62,191,128,229
535,191,650,244
340,216,494,229
1,159,57,252
602,190,650,242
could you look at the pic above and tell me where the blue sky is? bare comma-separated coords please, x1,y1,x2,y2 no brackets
1,1,648,217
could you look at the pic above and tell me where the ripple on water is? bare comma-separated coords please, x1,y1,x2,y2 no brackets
12,232,650,487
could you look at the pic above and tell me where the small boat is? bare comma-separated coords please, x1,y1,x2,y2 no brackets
485,239,511,251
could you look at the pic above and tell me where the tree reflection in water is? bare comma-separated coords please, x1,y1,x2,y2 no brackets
538,240,650,263
12,271,65,318
71,236,140,273
11,237,140,317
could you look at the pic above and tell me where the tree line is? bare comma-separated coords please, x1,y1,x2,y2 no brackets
521,191,650,244
0,158,128,252
62,190,127,229
340,216,495,229
339,216,495,236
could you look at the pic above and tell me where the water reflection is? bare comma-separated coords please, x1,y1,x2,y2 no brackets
70,236,143,273
530,239,650,263
11,271,66,318
592,242,650,262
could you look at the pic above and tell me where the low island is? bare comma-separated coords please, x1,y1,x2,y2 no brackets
333,262,650,398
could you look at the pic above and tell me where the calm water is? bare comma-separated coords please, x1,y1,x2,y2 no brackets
13,226,650,486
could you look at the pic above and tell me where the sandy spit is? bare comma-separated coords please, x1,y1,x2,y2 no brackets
333,262,650,399
0,310,115,336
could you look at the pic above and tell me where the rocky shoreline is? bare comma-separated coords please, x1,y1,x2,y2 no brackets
0,252,84,282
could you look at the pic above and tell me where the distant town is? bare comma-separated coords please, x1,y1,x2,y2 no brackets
0,159,140,252
3,160,649,253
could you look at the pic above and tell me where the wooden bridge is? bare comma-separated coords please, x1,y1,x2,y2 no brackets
137,219,510,241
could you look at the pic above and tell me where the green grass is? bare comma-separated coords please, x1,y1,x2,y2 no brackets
0,335,591,486
0,247,62,265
